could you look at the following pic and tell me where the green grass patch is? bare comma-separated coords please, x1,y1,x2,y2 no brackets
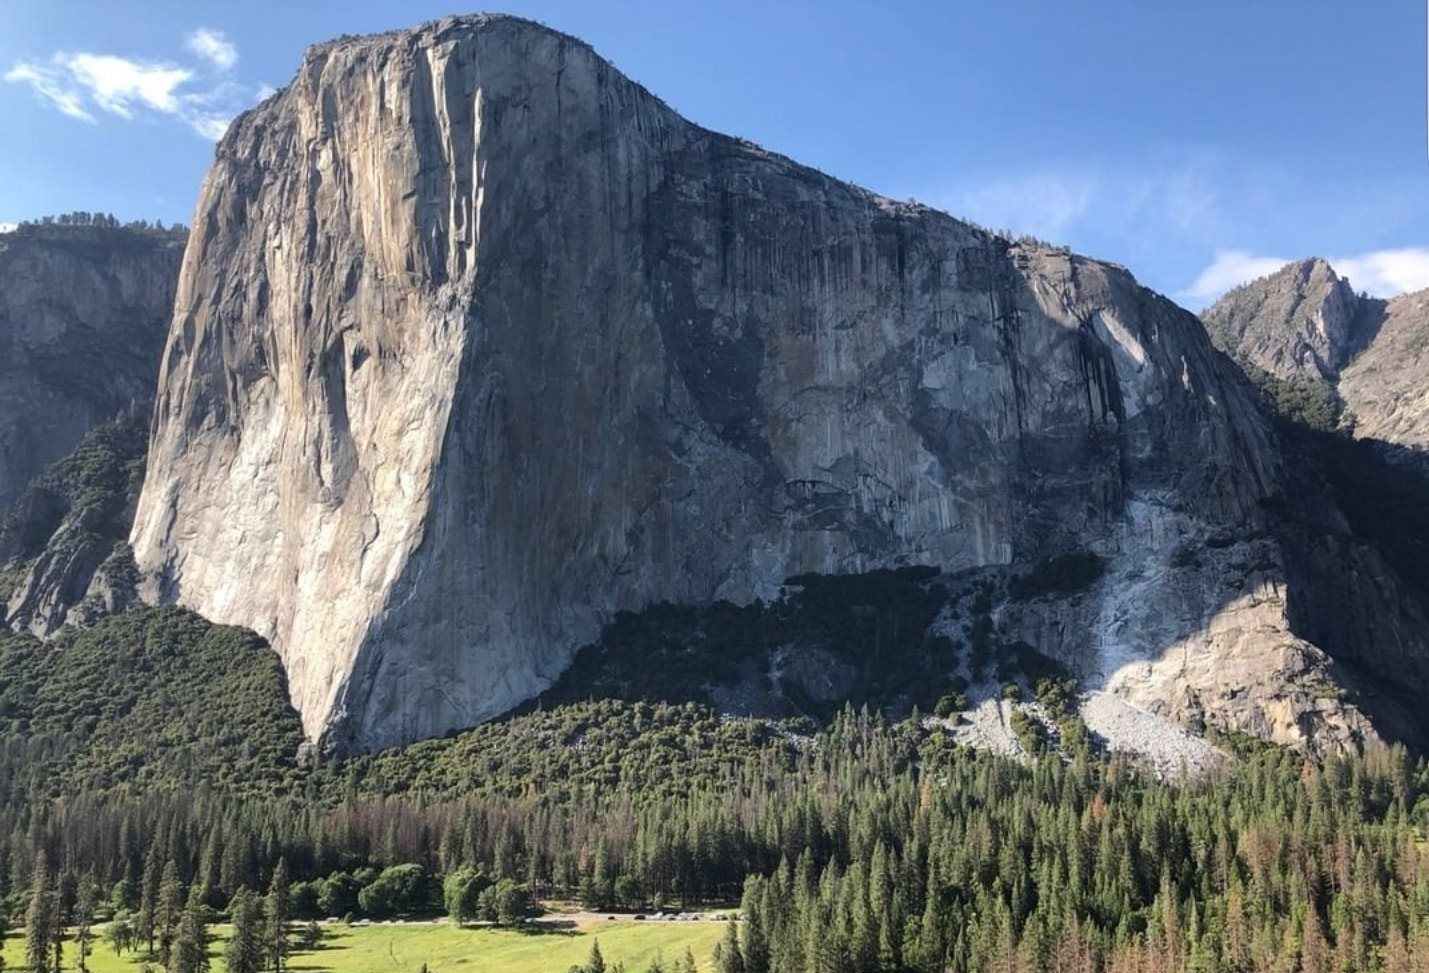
1,920,724,973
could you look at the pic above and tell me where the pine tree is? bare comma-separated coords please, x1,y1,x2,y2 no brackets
739,879,770,973
75,878,98,973
718,920,745,973
263,860,290,973
225,888,263,973
170,886,209,973
140,850,161,958
158,860,184,965
586,939,606,973
25,856,53,973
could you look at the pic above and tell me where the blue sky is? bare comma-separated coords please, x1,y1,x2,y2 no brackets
2,0,1426,307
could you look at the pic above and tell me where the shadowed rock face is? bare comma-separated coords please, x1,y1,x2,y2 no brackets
130,15,1392,753
0,225,184,509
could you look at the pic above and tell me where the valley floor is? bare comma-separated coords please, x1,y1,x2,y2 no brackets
0,917,725,973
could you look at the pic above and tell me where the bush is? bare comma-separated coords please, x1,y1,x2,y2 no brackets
318,873,361,918
443,867,492,923
1035,677,1078,719
357,864,435,918
1009,708,1047,755
476,878,533,925
933,694,967,718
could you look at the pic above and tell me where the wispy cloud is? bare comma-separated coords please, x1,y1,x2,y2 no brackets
185,28,237,72
1333,249,1429,299
5,28,261,140
950,172,1096,242
1181,250,1292,304
1182,247,1429,306
3,62,93,121
923,155,1429,311
931,160,1224,250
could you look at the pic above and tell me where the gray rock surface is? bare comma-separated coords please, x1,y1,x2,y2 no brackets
1338,289,1429,450
0,224,183,509
0,417,149,636
130,14,1410,753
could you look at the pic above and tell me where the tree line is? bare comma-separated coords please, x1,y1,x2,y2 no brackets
3,702,1429,972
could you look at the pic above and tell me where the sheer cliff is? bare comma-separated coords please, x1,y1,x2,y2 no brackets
130,14,1415,754
0,223,184,636
0,224,183,507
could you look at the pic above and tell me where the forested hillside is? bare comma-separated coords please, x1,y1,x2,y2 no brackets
2,610,1428,972
0,607,305,799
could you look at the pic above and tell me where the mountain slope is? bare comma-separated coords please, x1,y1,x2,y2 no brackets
130,14,1419,755
1203,258,1429,451
1202,258,1373,383
0,605,305,800
1338,288,1429,450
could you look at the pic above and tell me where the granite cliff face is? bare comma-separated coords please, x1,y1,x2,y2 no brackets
0,224,183,636
0,224,183,508
130,15,1408,753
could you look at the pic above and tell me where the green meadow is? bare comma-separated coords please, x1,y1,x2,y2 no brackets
1,919,725,973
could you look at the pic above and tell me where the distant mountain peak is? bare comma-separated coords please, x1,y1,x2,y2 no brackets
1203,256,1370,381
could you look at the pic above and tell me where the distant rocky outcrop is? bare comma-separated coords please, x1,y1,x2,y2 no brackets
0,223,183,635
1202,258,1375,383
1202,261,1429,747
0,417,147,636
125,14,1429,756
0,223,184,507
1203,259,1429,451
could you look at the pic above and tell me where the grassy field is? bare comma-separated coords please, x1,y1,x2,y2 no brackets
1,918,725,973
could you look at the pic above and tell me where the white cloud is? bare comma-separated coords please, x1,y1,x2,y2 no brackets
3,61,93,121
1332,248,1429,298
0,223,16,234
63,53,190,117
1181,247,1429,307
1181,250,1292,305
5,31,262,140
186,28,237,71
